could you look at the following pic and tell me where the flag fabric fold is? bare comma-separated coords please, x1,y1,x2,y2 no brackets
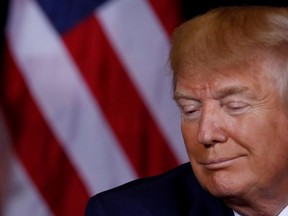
0,0,188,215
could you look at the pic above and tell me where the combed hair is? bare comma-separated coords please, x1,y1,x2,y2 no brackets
169,6,288,108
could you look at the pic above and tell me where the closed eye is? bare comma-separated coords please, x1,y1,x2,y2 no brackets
181,105,201,120
174,97,202,120
223,101,250,115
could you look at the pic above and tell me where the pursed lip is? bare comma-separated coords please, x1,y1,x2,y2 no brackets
199,156,244,170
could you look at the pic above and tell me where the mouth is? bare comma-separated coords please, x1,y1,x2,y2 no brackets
199,156,244,170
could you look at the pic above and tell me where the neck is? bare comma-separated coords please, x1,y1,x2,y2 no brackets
224,195,288,216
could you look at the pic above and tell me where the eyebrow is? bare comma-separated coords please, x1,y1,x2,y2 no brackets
173,86,250,101
214,86,250,99
173,92,199,101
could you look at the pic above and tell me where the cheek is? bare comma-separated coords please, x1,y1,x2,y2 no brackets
181,123,191,147
236,115,280,149
230,114,288,172
181,121,200,159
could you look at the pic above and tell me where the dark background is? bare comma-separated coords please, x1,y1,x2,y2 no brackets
0,0,9,70
182,0,287,20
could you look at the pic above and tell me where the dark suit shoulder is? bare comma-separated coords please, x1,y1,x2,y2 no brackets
86,163,233,216
100,162,195,194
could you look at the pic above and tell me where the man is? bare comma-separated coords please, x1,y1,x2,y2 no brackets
86,6,288,216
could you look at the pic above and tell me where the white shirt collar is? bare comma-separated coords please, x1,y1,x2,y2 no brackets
233,205,288,216
233,210,241,216
278,205,288,216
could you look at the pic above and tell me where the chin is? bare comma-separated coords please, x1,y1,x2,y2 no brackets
206,183,240,198
199,170,249,198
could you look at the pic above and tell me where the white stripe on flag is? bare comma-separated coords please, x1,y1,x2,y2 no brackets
7,0,136,194
0,110,53,216
2,158,54,216
96,0,188,163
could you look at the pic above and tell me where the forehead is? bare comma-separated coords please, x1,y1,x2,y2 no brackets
174,61,274,99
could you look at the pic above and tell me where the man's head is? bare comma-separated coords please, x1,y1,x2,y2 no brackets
170,6,288,215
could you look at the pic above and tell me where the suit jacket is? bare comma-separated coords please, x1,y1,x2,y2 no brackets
85,163,234,216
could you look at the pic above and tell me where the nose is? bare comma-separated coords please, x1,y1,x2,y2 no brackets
197,108,228,147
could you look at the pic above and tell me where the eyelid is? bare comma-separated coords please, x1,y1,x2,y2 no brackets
222,101,250,115
177,100,202,120
225,101,247,107
182,104,200,113
176,99,201,109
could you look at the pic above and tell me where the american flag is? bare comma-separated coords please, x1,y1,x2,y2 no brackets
0,0,188,215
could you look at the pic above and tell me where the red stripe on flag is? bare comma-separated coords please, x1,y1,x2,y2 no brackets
62,16,179,177
0,44,90,216
148,0,182,35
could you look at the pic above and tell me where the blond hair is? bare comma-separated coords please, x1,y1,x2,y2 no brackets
169,6,288,107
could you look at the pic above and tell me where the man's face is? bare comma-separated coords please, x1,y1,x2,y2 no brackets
174,59,288,200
